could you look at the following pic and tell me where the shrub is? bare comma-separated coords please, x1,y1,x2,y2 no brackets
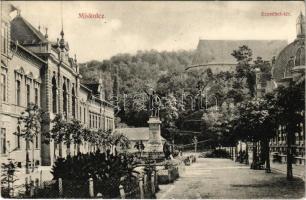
1,159,18,198
172,150,180,157
51,151,140,198
162,159,181,169
202,149,230,158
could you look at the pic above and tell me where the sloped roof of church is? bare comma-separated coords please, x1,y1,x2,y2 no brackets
192,40,288,65
11,15,48,45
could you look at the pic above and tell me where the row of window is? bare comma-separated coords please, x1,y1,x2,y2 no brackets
88,112,113,131
1,72,40,106
0,128,39,155
89,112,101,129
271,133,304,143
106,117,113,131
79,105,86,123
51,76,77,118
15,77,40,107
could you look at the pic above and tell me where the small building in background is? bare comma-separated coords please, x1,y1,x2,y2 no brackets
115,127,166,153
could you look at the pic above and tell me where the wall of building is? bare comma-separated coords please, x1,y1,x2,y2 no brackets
1,4,115,167
1,45,43,166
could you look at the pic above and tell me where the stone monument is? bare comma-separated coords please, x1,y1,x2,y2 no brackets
147,117,163,153
145,89,164,158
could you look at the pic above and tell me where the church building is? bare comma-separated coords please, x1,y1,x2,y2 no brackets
268,12,305,163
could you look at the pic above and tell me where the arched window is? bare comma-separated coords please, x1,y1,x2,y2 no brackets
26,84,30,106
16,126,21,149
35,134,39,149
52,76,57,113
1,73,6,102
79,106,82,121
63,83,68,117
16,80,21,106
295,48,305,66
72,87,76,118
286,57,294,77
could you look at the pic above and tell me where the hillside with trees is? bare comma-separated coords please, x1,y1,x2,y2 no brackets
79,47,274,144
79,50,195,100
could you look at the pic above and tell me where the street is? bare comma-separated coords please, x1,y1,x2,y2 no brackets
156,158,305,199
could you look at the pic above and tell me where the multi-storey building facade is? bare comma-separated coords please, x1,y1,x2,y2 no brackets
1,3,115,167
1,4,45,167
255,12,305,163
269,12,305,163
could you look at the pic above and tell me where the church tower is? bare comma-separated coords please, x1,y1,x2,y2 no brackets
296,12,305,38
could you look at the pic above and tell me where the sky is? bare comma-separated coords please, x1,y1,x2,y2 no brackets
10,1,305,63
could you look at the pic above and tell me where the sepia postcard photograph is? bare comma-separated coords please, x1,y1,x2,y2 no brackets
0,0,305,199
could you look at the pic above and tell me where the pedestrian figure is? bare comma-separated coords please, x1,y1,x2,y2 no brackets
239,150,243,163
163,142,171,160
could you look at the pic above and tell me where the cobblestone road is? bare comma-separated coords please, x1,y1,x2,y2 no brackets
156,158,305,199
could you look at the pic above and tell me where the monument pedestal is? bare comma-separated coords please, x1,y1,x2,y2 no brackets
145,117,164,159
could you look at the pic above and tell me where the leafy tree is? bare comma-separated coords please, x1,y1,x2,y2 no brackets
253,57,272,80
18,103,42,173
134,141,145,156
82,128,93,152
160,94,179,128
231,45,255,99
202,109,223,148
156,72,187,97
1,159,18,197
66,119,83,155
86,129,101,152
274,80,305,179
96,129,111,152
51,152,140,198
111,133,130,154
234,97,278,171
80,50,194,127
201,104,238,149
48,114,67,159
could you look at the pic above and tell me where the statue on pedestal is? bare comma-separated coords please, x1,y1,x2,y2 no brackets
145,88,161,117
143,88,164,158
151,91,161,117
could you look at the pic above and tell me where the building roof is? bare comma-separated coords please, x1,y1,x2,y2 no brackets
84,83,100,95
115,127,166,141
272,13,305,82
11,41,47,65
11,15,48,45
272,39,304,81
192,40,288,66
